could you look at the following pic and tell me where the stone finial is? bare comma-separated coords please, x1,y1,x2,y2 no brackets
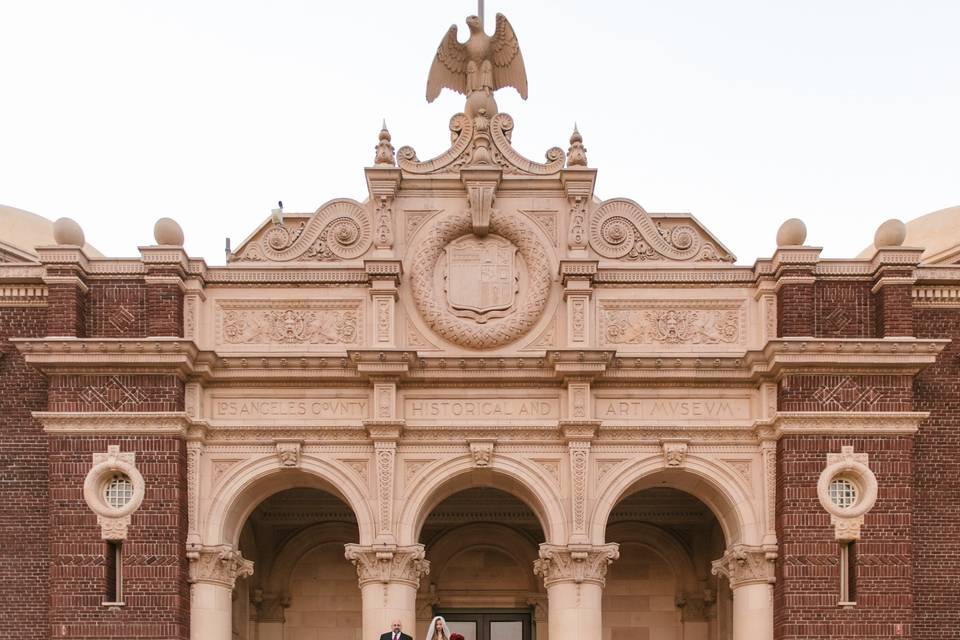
374,120,396,166
874,218,906,248
52,217,85,246
566,124,588,167
776,218,807,247
153,217,184,246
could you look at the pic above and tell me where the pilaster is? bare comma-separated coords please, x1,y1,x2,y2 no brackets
140,245,188,337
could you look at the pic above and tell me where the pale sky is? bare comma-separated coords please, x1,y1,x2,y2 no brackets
2,1,958,265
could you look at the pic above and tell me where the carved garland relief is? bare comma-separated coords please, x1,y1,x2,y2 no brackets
215,300,363,346
599,300,745,347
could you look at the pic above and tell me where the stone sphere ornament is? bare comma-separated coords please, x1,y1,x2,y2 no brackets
776,218,807,247
153,217,185,246
52,217,85,246
874,218,907,248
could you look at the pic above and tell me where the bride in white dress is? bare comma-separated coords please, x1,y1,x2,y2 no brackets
425,616,451,640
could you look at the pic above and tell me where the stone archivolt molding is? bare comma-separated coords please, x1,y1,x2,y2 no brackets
344,544,430,588
817,446,878,540
83,445,146,540
409,208,552,349
589,199,731,263
710,545,776,589
533,543,620,587
188,546,254,589
233,199,371,262
397,112,564,176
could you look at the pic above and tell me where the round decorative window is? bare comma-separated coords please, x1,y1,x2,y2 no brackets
104,474,134,509
828,478,858,509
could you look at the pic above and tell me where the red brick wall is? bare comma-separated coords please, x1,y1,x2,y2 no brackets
776,435,914,639
48,435,189,639
48,375,184,412
778,281,815,337
87,281,147,338
0,306,50,639
814,281,875,338
875,285,914,337
46,279,87,337
912,306,960,638
779,374,913,412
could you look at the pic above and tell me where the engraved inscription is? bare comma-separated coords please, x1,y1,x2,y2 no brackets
214,398,367,420
406,398,559,420
596,398,749,420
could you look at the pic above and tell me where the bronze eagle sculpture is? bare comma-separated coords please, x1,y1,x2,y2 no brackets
426,13,528,115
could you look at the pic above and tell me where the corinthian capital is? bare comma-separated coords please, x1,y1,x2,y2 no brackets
711,545,776,589
533,543,620,587
188,546,254,589
344,544,431,588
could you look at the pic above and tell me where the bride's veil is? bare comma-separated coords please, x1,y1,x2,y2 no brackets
425,616,450,640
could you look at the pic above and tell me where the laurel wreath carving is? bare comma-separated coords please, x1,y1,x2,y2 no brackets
411,211,552,349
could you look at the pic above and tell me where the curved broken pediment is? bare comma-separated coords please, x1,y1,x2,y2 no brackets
397,112,565,176
230,199,371,263
589,199,734,263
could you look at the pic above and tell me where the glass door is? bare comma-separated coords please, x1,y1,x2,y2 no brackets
438,609,531,640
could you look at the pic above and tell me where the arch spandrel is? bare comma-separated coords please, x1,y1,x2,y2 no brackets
591,454,761,548
203,456,376,548
397,453,567,546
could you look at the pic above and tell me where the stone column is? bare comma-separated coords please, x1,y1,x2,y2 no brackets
534,544,619,640
345,544,430,640
189,547,254,640
711,546,776,640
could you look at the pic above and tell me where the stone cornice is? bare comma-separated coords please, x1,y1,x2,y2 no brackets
755,412,928,440
13,337,198,378
34,411,192,437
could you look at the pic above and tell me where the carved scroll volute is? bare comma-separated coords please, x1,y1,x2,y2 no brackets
461,167,502,237
534,543,620,588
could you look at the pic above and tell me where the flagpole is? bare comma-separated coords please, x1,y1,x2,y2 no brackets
478,0,484,27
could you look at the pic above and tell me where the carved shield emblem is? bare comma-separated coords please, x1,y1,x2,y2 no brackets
444,235,518,323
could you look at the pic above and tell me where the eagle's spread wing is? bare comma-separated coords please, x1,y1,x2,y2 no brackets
490,13,528,99
426,24,468,102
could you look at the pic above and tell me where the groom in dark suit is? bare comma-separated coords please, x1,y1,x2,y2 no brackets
380,619,412,640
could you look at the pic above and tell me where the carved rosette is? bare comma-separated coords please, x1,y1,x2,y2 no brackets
344,544,431,588
533,544,620,587
410,209,552,349
189,547,254,589
711,546,776,589
589,199,730,262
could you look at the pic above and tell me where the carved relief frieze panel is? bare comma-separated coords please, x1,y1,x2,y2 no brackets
215,299,363,347
598,299,746,348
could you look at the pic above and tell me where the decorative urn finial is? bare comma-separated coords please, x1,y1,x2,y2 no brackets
426,13,528,117
566,123,588,167
374,119,396,166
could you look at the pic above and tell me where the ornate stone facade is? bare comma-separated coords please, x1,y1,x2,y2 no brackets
1,11,958,640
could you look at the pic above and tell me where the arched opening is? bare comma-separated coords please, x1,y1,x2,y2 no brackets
603,487,731,640
232,487,362,640
417,487,547,640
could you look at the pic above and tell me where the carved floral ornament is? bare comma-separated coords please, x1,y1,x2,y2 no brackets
188,546,254,589
83,445,146,540
533,544,620,588
233,199,371,262
589,199,731,263
344,544,431,588
711,545,776,589
817,446,878,540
